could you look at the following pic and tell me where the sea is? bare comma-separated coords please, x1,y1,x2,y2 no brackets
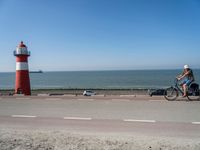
0,70,199,89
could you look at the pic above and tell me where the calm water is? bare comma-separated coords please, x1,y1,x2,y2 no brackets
0,70,199,89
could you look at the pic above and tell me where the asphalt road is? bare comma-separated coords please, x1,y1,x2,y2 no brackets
0,95,200,138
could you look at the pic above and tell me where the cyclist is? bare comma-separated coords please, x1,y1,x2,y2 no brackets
177,65,195,97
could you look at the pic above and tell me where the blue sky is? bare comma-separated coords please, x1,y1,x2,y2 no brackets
0,0,200,71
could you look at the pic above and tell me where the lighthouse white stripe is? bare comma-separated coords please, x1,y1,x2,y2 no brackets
16,62,29,70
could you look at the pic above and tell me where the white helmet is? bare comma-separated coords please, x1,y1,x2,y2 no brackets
184,65,189,69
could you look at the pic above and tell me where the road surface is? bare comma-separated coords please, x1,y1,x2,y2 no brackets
0,95,200,139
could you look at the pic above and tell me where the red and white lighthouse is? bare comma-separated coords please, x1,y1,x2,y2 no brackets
14,41,31,95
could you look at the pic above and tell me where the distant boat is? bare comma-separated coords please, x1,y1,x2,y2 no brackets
30,70,43,73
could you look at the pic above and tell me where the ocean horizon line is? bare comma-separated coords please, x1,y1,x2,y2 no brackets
1,68,200,73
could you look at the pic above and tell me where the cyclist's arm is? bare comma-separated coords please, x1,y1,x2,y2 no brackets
178,70,191,80
177,74,184,80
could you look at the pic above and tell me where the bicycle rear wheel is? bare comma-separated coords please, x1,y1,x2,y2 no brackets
164,87,178,101
187,89,200,101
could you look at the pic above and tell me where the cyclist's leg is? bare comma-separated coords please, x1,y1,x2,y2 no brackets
184,80,193,96
181,79,187,96
183,84,187,97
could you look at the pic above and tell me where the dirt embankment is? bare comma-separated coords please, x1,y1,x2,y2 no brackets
0,129,200,150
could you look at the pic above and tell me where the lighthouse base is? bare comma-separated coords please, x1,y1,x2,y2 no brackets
15,70,31,95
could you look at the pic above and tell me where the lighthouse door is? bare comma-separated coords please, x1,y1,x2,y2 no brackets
17,88,23,94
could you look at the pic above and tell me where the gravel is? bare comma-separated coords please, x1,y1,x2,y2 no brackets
0,129,200,150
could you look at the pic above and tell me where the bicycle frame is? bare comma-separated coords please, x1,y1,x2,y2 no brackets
174,79,184,96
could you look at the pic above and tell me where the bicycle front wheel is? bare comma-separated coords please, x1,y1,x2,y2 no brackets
164,87,178,101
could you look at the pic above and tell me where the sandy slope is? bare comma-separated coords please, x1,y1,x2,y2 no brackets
0,129,200,150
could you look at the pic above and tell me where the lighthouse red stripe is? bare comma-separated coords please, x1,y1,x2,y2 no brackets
16,56,28,62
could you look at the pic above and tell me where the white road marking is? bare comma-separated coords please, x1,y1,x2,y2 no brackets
124,119,156,123
111,99,130,101
63,94,76,97
192,122,200,125
45,98,62,100
64,117,92,120
77,99,94,101
94,95,105,97
16,98,31,100
37,94,50,96
12,115,37,118
149,100,166,102
120,95,136,97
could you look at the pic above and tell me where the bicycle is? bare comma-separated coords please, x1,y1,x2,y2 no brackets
164,78,200,101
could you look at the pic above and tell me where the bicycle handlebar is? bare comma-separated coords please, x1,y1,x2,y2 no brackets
174,78,178,83
174,77,183,86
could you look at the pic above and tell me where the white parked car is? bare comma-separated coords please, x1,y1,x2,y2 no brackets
83,90,96,96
